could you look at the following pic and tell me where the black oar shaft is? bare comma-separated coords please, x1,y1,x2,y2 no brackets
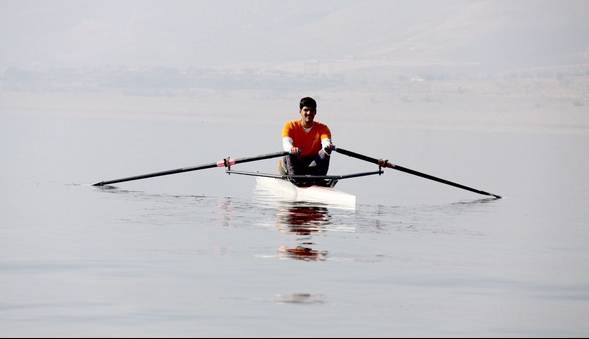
93,151,288,187
391,164,501,199
335,147,501,199
335,148,381,165
92,163,217,187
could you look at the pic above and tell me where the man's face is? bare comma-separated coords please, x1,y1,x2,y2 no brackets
300,106,316,125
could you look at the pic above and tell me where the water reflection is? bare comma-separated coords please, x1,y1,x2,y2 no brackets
275,204,331,262
275,204,331,235
273,293,326,304
278,245,328,262
93,186,340,261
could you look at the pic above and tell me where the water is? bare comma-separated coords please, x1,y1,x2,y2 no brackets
1,108,589,337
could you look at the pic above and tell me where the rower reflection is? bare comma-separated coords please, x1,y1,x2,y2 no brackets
278,245,327,262
276,205,331,234
276,204,331,261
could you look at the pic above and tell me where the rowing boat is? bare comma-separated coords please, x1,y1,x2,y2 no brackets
226,169,383,209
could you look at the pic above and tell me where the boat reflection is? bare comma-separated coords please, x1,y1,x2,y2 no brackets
275,203,331,261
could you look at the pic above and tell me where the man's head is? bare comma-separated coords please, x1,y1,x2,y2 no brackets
299,97,317,127
299,97,317,111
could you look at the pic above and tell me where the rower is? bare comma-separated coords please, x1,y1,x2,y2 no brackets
279,97,335,186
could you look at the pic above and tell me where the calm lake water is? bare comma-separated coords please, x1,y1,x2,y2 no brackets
1,108,588,337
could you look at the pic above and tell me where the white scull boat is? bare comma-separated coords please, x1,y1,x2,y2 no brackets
226,169,383,209
255,177,357,209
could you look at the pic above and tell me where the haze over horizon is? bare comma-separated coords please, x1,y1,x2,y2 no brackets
1,1,587,70
1,0,588,130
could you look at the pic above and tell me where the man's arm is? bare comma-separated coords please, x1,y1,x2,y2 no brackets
283,137,300,155
320,125,334,154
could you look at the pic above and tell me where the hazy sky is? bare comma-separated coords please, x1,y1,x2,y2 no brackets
1,0,588,71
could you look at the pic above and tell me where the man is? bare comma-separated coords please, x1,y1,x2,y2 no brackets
279,97,335,179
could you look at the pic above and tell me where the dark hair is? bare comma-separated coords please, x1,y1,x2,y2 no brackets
299,97,317,110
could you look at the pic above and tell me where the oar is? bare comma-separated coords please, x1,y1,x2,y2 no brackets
335,147,501,199
93,151,288,187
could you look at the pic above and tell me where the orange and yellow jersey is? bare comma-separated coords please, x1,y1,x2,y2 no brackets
282,119,332,158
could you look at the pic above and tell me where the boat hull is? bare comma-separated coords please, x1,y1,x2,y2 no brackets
254,177,356,209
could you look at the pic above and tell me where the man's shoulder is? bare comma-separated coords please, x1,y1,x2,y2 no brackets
284,119,301,128
314,121,330,130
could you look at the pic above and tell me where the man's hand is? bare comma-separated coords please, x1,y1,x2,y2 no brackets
290,147,301,156
378,159,390,167
324,143,335,154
